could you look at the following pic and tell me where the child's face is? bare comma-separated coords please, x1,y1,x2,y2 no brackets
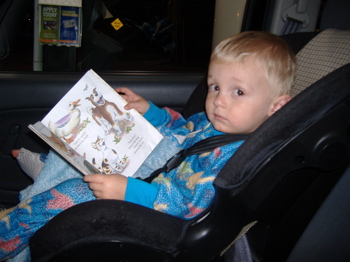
206,58,280,134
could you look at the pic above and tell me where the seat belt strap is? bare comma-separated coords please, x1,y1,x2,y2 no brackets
144,133,249,182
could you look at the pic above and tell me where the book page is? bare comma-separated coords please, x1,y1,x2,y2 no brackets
39,69,163,177
29,122,98,175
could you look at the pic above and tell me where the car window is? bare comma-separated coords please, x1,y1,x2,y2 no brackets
0,0,215,73
0,0,329,73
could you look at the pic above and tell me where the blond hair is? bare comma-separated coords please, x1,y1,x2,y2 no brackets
211,31,296,96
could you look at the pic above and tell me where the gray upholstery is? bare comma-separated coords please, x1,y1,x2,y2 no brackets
292,29,350,97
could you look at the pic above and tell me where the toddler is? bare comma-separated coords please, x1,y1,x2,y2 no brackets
0,31,296,260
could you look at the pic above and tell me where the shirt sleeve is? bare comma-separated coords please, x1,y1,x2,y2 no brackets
143,101,167,126
145,102,205,146
124,177,159,209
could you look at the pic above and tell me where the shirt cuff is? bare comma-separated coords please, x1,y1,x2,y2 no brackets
125,177,158,209
143,101,167,127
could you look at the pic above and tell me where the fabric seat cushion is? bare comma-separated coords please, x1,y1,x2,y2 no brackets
292,29,350,97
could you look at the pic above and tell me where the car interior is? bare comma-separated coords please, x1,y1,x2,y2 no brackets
0,0,350,261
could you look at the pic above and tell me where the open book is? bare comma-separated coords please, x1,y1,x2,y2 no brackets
29,69,163,176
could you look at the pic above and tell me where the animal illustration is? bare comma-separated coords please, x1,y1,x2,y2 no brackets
91,135,128,174
86,88,133,136
47,130,69,152
92,158,114,174
48,99,81,141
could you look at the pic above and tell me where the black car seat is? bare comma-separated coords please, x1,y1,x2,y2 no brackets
245,28,350,262
29,29,350,262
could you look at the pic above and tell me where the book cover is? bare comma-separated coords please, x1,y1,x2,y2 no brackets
29,69,163,176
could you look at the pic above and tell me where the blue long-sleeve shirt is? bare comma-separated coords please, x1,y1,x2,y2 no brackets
125,102,244,219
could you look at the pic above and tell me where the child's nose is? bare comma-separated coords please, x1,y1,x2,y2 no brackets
213,92,227,107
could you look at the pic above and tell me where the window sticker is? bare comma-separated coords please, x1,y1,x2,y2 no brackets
111,18,124,31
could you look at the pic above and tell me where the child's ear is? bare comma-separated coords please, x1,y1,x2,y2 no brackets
269,94,292,116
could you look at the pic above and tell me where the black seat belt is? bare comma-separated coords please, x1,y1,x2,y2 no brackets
144,133,249,183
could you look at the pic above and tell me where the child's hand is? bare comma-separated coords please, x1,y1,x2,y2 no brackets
83,174,128,200
116,87,150,115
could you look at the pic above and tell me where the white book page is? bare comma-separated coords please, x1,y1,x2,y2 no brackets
40,69,163,176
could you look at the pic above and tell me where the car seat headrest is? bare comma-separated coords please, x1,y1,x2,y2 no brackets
214,29,350,190
215,62,350,190
292,29,350,97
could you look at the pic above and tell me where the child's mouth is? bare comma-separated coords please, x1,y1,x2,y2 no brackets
214,113,225,121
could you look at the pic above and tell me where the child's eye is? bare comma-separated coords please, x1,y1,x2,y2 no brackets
234,89,244,96
209,84,219,91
